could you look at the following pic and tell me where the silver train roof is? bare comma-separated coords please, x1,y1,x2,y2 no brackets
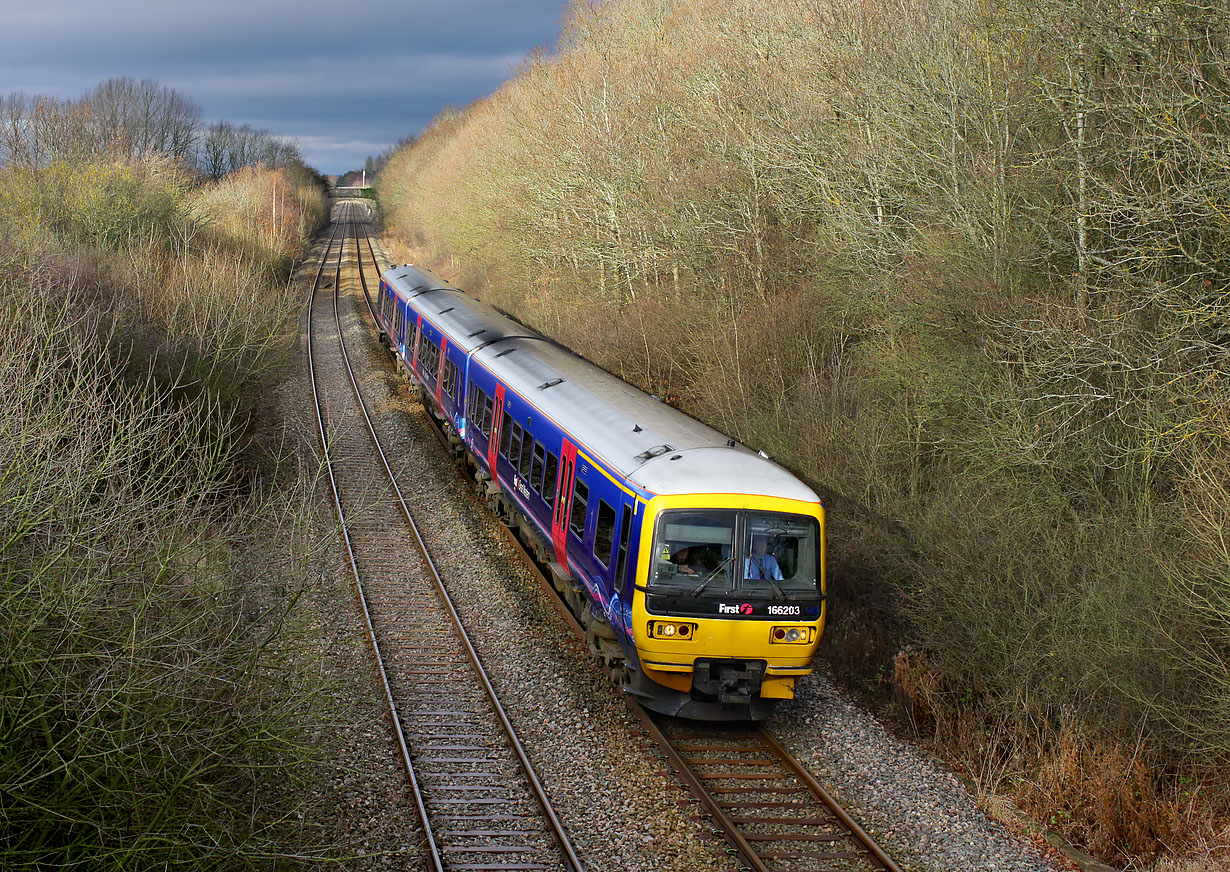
384,265,819,504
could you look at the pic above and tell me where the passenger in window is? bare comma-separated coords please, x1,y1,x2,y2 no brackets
745,536,784,580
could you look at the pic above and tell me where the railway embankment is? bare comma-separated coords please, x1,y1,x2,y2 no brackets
0,153,354,867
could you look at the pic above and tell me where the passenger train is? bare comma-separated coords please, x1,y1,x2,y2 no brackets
376,264,826,720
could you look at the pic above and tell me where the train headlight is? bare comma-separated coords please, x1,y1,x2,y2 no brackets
648,621,696,640
771,626,812,644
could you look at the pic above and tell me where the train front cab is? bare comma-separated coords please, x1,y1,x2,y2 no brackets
628,493,826,721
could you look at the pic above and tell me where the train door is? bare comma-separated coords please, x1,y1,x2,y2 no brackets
614,503,634,591
552,439,578,566
613,502,635,637
486,383,506,475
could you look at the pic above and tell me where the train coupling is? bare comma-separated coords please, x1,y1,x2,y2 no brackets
692,659,767,705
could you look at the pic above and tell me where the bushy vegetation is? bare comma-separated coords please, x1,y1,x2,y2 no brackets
378,0,1230,862
0,95,331,866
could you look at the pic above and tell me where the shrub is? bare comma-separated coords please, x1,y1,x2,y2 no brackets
0,129,334,867
0,278,321,869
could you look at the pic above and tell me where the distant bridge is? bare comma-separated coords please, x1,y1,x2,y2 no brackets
332,186,374,198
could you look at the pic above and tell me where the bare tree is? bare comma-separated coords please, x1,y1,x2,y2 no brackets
199,121,233,180
82,77,201,159
0,93,33,167
197,119,303,179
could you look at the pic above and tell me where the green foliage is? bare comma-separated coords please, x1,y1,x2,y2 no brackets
0,159,189,249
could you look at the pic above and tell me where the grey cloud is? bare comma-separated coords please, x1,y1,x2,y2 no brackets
1,0,566,173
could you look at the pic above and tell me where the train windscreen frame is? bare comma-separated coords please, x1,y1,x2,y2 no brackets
643,509,821,620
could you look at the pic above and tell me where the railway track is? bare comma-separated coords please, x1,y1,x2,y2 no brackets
305,201,584,872
639,715,902,872
494,527,903,872
327,199,905,872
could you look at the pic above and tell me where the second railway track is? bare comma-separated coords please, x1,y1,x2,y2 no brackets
306,201,583,872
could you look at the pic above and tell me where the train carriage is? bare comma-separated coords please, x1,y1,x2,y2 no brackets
377,264,826,720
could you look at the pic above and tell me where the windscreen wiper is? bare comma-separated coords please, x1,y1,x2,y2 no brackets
689,557,734,597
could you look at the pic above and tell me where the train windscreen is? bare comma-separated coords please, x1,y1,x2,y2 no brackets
644,509,821,619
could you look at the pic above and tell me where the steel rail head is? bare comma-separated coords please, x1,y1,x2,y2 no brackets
628,702,775,872
758,728,903,872
349,210,379,327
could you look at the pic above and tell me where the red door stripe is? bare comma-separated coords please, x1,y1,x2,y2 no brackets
487,384,506,476
552,439,577,567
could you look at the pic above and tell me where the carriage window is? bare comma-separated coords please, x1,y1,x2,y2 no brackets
594,499,616,567
508,421,523,467
467,384,478,430
500,413,514,458
518,432,534,478
530,441,545,493
417,336,439,377
543,451,558,509
426,341,439,376
569,479,589,540
472,387,490,435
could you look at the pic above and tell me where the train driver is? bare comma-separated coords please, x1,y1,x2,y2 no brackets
745,535,784,580
672,545,702,575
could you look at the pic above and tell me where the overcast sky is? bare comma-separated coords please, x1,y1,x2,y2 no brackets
0,0,568,174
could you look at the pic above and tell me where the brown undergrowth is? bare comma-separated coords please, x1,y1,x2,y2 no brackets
892,649,1228,868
